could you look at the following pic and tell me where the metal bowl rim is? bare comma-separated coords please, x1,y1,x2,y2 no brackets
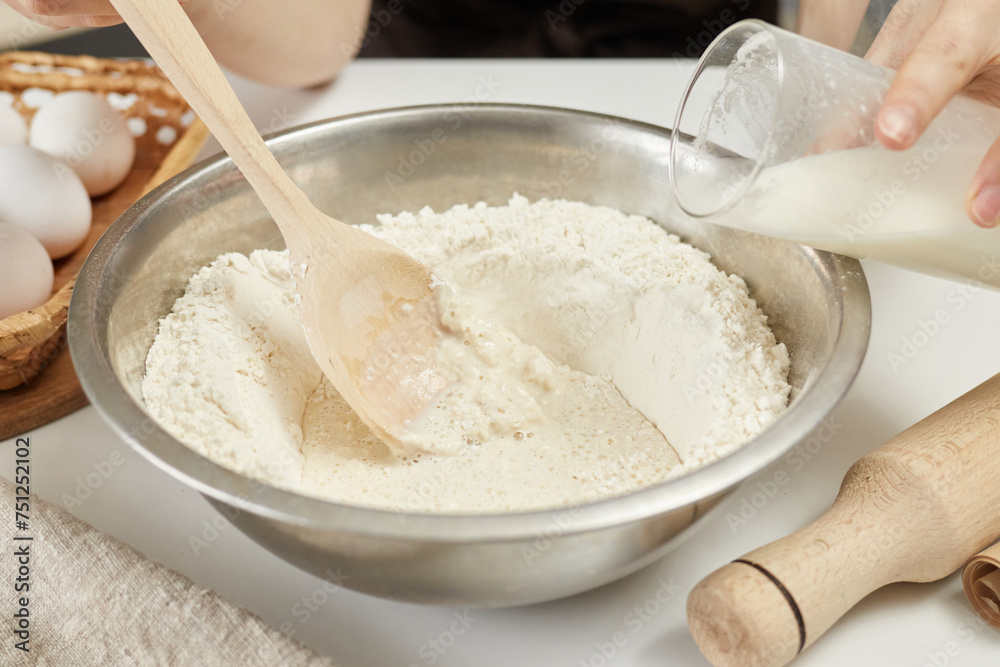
70,102,871,541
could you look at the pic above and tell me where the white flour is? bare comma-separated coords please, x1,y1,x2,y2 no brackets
142,196,790,512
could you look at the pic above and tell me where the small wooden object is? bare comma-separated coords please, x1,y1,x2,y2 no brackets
112,0,451,454
0,51,209,439
963,541,1000,630
688,372,1000,667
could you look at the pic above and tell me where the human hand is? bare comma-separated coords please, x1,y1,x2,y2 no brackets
3,0,182,29
4,0,124,28
867,0,1000,228
796,0,869,52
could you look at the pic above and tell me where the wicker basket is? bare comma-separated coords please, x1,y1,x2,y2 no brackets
0,51,209,434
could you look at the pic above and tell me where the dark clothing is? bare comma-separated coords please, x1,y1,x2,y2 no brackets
358,0,778,58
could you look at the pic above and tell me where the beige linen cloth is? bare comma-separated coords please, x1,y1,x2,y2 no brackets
0,477,334,666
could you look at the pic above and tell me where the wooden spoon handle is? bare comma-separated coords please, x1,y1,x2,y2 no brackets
109,0,311,233
689,372,1000,667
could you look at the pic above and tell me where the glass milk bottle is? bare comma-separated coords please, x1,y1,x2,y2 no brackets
669,19,1000,288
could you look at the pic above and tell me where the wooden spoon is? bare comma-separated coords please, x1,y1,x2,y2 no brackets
108,0,452,452
688,372,1000,666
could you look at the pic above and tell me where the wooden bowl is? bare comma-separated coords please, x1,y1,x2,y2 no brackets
0,51,209,438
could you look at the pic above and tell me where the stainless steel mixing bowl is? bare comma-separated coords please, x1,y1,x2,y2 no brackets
70,104,870,607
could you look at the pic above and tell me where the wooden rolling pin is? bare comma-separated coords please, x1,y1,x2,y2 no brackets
963,541,1000,629
688,372,1000,667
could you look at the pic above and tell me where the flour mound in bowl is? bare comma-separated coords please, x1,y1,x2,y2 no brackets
141,195,790,513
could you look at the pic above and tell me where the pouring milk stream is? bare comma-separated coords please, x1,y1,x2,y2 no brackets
670,20,1000,288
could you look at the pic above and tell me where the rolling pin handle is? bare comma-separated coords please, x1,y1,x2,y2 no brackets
689,372,1000,666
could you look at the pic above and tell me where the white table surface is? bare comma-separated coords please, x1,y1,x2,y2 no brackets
4,59,1000,667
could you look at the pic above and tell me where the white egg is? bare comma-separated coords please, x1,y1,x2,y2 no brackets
0,104,27,146
0,145,92,259
29,91,136,196
0,222,54,319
